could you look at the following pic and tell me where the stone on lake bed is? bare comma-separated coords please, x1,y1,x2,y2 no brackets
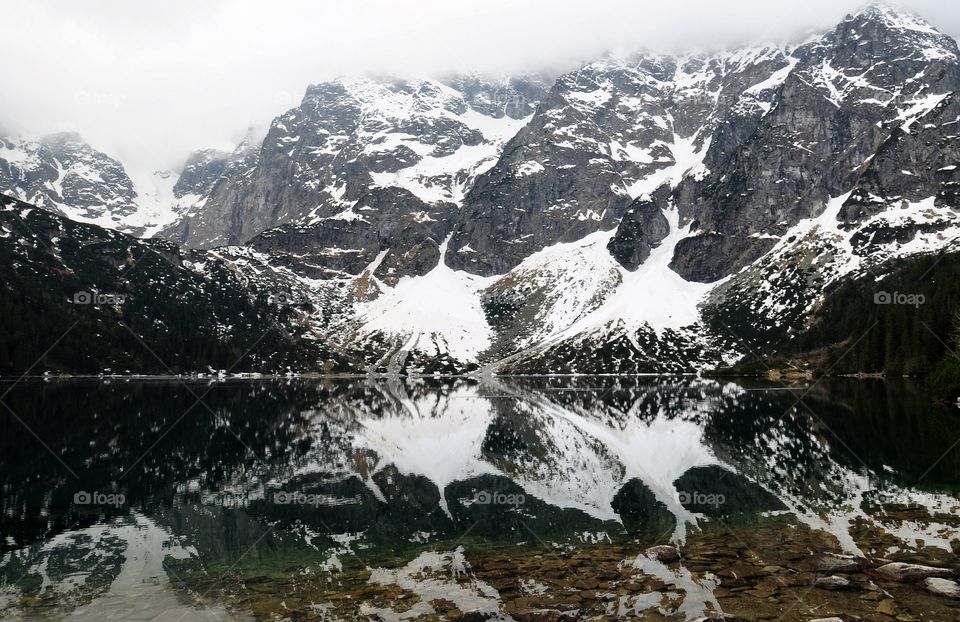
797,553,868,573
644,545,680,563
808,618,846,622
815,575,854,590
923,577,960,599
876,598,898,615
507,608,579,622
874,562,955,582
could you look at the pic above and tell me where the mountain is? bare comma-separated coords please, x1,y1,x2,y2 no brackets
159,74,551,249
0,133,210,238
474,3,960,374
0,194,354,375
0,132,140,229
445,46,793,276
4,3,960,378
666,2,960,282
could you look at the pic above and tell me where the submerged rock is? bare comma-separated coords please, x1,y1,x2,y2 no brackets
874,562,955,582
507,608,579,622
923,577,960,599
815,575,854,591
644,545,681,563
875,598,898,616
797,553,869,574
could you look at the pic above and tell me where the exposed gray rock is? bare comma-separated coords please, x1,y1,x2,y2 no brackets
815,575,854,590
440,73,547,119
162,75,549,249
446,46,792,276
607,199,670,270
798,553,870,574
839,91,960,237
172,148,231,199
248,187,458,284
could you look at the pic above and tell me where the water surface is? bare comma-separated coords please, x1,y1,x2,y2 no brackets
1,377,958,620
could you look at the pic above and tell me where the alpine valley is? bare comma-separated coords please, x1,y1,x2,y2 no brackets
4,3,960,382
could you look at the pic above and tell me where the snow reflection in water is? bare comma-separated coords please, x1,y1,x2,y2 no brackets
0,377,957,620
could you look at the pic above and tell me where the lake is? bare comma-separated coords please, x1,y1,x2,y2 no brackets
1,377,958,621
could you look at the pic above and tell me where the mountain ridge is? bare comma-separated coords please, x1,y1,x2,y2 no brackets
3,3,960,378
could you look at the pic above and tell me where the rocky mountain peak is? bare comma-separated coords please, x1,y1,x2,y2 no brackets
0,131,139,228
160,72,550,248
657,1,960,283
852,3,955,43
821,3,959,64
172,148,231,199
444,42,795,276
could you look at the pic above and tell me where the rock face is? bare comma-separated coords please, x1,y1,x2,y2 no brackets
160,138,261,244
0,132,139,227
607,199,671,270
839,91,960,229
248,186,458,285
445,46,791,276
664,3,960,282
161,74,550,249
171,148,232,201
0,133,217,237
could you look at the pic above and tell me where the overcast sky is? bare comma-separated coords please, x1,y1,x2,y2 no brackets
3,0,959,180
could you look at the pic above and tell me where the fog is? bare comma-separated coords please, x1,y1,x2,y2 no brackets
2,0,959,180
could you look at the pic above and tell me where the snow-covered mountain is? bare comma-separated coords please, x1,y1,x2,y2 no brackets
159,73,550,248
0,132,140,230
0,132,217,237
4,3,960,377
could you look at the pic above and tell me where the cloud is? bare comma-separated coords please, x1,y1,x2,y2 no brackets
2,0,958,180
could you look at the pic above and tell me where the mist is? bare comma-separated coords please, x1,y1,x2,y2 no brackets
3,0,959,180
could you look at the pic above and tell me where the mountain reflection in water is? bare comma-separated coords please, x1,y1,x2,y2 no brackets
1,377,958,620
